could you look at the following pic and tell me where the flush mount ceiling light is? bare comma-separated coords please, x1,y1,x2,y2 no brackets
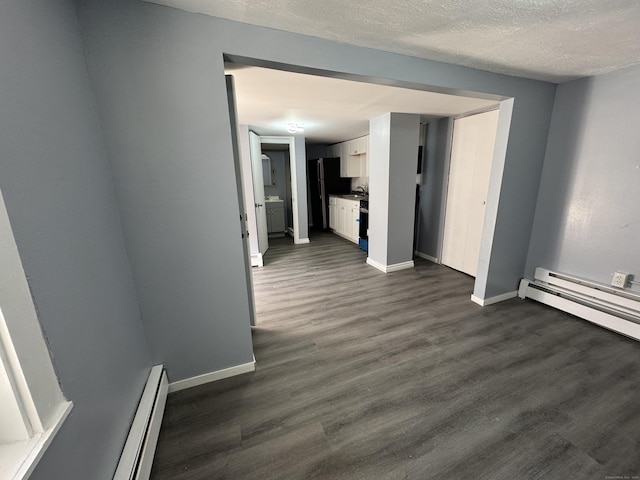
286,122,304,134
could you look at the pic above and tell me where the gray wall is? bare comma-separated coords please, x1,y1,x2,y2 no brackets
416,118,453,259
0,1,152,478
0,0,564,476
262,147,289,198
526,64,640,294
293,136,310,241
387,114,422,265
76,0,556,303
369,113,421,267
76,0,255,382
263,151,288,200
306,144,329,159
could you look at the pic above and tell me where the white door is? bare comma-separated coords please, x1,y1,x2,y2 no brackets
226,75,257,324
441,109,499,277
249,131,269,258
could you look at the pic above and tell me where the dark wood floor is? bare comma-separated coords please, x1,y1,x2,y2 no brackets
151,232,640,479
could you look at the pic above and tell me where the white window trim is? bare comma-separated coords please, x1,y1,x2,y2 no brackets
0,189,72,480
0,401,72,479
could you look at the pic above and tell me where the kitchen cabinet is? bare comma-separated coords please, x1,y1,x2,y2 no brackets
328,197,337,229
337,202,346,234
345,136,368,155
265,199,285,236
329,196,360,244
339,142,356,177
327,144,340,158
350,205,360,241
330,135,369,178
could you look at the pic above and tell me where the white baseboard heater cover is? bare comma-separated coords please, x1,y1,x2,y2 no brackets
113,365,168,480
519,268,640,341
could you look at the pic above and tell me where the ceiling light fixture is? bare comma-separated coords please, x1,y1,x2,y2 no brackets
286,122,305,134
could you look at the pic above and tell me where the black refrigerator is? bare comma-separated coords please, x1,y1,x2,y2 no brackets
308,157,351,230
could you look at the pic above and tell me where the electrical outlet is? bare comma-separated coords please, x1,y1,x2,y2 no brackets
611,271,630,288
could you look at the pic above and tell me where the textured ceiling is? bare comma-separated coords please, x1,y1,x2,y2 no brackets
227,66,499,142
147,0,640,83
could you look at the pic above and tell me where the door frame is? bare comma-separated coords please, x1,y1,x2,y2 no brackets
226,76,258,325
249,131,270,265
440,108,500,277
225,54,517,303
259,136,303,244
434,100,514,301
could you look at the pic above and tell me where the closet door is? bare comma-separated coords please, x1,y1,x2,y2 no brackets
441,109,499,277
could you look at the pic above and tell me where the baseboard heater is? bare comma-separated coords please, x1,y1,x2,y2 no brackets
519,268,640,341
113,365,168,480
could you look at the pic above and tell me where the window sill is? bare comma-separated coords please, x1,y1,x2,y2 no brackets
0,401,72,479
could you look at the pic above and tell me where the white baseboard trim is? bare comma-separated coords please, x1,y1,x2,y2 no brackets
114,365,167,480
294,238,310,245
366,257,387,272
414,251,439,263
135,370,168,479
168,359,256,393
386,261,415,272
251,253,263,267
471,291,518,307
366,257,415,273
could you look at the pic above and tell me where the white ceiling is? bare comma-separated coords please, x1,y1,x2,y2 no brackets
148,0,640,83
226,65,499,143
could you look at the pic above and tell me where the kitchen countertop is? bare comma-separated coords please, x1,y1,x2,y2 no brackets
330,193,368,200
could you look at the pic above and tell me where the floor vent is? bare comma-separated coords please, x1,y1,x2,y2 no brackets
519,268,640,341
113,365,168,480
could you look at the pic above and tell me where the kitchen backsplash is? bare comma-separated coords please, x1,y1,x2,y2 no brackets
350,176,369,192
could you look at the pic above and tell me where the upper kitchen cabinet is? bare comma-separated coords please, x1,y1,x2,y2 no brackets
331,135,369,178
327,144,340,158
345,136,368,155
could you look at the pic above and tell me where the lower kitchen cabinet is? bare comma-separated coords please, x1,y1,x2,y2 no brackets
266,200,285,236
350,205,360,241
329,196,360,244
329,197,337,230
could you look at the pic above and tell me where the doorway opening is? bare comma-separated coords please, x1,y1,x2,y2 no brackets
225,55,514,316
261,142,294,239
